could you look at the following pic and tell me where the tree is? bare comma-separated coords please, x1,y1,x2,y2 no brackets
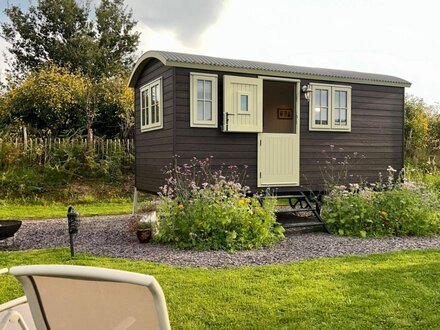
0,65,134,139
405,95,440,169
1,0,140,79
0,66,89,135
98,72,134,139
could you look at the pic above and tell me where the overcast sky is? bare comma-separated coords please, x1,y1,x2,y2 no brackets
1,0,439,105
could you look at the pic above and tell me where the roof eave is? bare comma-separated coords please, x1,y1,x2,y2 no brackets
166,61,412,88
128,51,168,87
128,51,412,88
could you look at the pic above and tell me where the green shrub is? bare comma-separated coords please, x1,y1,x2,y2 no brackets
0,136,134,198
155,158,284,251
0,167,69,198
322,183,440,237
424,173,440,195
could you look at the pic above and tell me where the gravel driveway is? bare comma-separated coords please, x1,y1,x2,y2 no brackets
1,216,439,268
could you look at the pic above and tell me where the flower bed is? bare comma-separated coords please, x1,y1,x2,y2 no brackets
322,167,440,237
154,157,284,251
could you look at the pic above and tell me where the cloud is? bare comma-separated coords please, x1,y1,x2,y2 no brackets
126,0,227,45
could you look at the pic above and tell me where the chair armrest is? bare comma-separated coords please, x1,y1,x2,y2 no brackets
0,296,28,313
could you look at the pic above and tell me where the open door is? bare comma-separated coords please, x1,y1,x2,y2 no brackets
223,75,263,132
258,79,300,187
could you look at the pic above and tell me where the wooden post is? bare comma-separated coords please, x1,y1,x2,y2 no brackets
132,187,138,216
22,126,28,151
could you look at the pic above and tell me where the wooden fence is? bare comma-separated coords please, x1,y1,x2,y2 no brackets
0,137,134,167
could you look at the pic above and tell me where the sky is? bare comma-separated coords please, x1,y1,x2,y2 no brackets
0,0,439,105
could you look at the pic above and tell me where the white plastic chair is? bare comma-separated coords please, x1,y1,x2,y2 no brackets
0,265,171,330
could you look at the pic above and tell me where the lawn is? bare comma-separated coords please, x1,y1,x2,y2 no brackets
0,199,133,220
1,249,439,329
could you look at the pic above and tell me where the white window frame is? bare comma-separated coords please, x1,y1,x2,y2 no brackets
310,84,332,130
190,72,218,128
309,83,352,132
140,77,163,132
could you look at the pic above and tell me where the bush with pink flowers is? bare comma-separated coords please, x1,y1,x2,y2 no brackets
154,157,284,251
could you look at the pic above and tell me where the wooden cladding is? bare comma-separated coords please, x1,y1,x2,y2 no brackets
134,61,405,193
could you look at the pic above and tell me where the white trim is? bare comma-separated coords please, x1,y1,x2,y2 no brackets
258,76,301,83
140,77,163,132
310,82,352,89
309,83,352,132
331,86,351,131
309,85,332,130
190,72,218,78
190,73,218,128
257,77,300,187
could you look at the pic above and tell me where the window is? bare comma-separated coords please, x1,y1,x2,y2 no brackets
140,77,163,132
309,83,351,131
239,93,249,113
190,73,218,127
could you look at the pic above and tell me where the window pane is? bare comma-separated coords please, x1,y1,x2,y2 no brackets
340,108,347,125
240,95,248,112
197,80,204,100
141,91,146,126
314,107,321,123
334,108,340,125
340,91,347,107
156,104,160,123
321,107,328,125
146,91,150,125
151,86,156,103
335,91,340,108
204,101,212,120
156,85,160,103
314,89,321,107
197,101,204,120
151,103,156,124
321,90,328,107
204,81,212,100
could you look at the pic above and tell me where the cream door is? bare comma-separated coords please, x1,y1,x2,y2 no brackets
258,133,299,186
223,75,263,132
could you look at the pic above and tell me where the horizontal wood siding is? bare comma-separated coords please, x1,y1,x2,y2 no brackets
135,60,174,193
174,68,258,188
298,79,404,190
173,68,404,192
134,64,404,193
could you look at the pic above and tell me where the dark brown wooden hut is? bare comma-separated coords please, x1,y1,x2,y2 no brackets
128,51,410,194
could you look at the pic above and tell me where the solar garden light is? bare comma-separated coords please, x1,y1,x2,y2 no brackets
67,206,80,257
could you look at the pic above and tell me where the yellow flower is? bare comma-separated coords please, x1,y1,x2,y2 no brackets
239,199,246,205
379,211,388,217
177,204,184,209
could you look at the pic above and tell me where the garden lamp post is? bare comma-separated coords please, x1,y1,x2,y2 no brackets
67,206,80,257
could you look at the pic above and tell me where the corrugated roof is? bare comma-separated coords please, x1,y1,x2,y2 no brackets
128,50,411,87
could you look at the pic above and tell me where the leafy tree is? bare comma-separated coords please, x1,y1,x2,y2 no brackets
97,73,134,139
405,95,440,170
0,66,89,134
1,0,140,79
0,65,134,139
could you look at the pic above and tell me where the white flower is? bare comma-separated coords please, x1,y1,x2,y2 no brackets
387,166,397,173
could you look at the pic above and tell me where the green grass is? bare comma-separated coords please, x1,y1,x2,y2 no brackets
1,249,439,329
0,199,133,220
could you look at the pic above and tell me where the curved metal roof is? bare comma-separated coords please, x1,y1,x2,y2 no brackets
128,50,411,88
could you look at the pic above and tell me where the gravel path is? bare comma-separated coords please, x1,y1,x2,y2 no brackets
1,216,439,268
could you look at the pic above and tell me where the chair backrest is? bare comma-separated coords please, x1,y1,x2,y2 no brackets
9,265,171,330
